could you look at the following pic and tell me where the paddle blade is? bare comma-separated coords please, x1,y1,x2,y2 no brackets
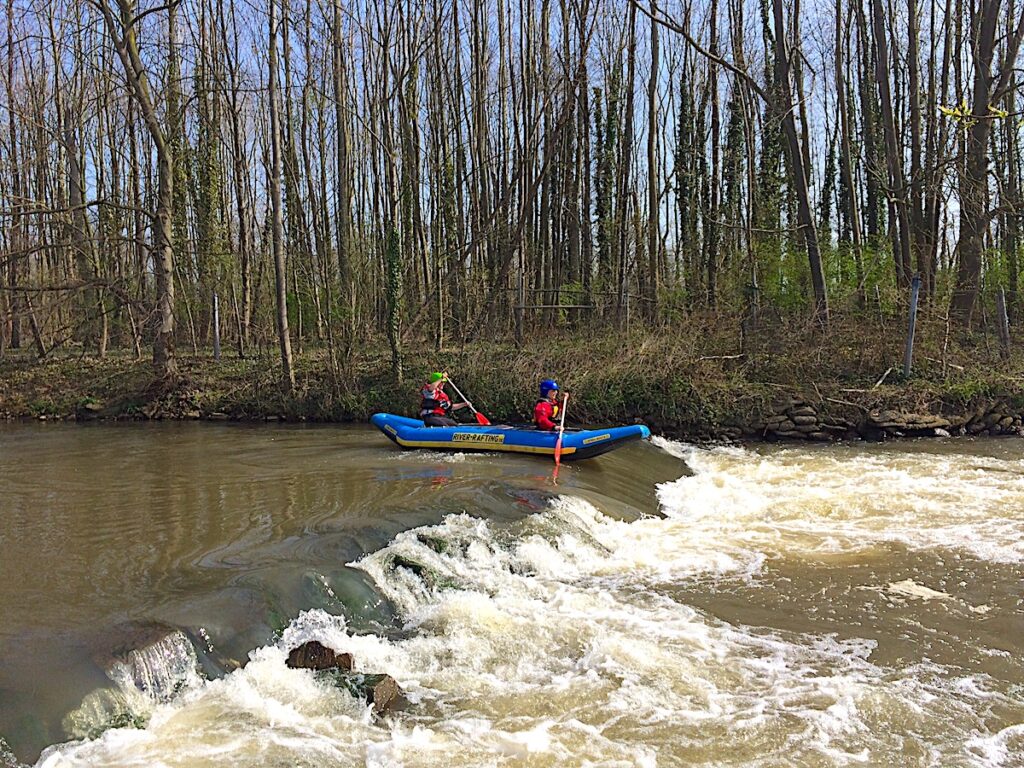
475,411,491,425
552,392,568,481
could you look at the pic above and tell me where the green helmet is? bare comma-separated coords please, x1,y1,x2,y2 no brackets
428,372,446,383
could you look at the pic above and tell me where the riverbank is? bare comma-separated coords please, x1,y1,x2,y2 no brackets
2,315,1023,442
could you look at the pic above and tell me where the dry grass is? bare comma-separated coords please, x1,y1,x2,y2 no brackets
2,310,1022,437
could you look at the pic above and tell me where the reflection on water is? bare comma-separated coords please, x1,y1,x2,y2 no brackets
1,423,1022,766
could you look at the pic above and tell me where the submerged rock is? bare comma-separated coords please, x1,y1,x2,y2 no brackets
96,623,204,704
286,641,352,672
0,736,23,768
61,688,144,741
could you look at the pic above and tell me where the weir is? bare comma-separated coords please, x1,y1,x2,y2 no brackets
0,423,1021,766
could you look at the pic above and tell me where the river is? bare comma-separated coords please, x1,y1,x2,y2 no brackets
0,423,1022,766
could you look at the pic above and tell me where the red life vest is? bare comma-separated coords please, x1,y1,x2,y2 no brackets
534,398,560,430
420,386,452,417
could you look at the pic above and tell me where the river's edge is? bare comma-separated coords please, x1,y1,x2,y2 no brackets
3,344,1023,444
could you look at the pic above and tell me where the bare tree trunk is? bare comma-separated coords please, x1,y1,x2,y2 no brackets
870,0,913,287
98,0,177,379
62,107,105,355
906,0,928,287
269,0,296,390
222,0,252,354
853,3,881,241
707,0,720,308
835,0,865,306
771,0,829,321
646,0,660,314
951,0,1024,325
1006,0,1020,322
332,0,354,353
616,1,637,320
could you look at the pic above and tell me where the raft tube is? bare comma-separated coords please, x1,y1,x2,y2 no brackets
370,413,651,461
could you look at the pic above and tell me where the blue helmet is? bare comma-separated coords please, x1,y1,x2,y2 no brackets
539,378,560,397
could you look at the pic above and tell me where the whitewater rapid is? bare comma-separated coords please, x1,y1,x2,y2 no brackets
32,438,1024,767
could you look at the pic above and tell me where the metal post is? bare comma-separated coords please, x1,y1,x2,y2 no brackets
903,274,921,377
515,264,524,343
997,287,1011,359
212,289,221,362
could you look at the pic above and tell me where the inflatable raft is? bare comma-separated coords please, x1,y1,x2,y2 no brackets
371,413,651,461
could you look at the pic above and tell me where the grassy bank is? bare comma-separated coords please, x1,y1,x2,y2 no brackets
2,312,1023,441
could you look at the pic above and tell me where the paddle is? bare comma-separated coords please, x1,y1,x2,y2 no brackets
444,377,491,425
553,392,569,480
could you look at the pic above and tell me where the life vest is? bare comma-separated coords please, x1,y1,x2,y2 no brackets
534,398,560,429
538,399,560,417
420,386,452,418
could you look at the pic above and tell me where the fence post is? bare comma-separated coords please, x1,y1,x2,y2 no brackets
903,273,921,377
212,289,221,362
997,287,1011,359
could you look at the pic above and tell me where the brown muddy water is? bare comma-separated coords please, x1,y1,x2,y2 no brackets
0,422,1022,767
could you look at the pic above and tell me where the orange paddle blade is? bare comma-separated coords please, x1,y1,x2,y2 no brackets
475,411,491,425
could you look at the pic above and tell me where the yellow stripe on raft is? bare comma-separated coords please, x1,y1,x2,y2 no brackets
393,437,576,456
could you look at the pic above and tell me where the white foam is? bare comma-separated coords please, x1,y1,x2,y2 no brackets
388,450,469,463
36,446,1024,767
653,438,1024,564
965,722,1024,767
886,579,952,601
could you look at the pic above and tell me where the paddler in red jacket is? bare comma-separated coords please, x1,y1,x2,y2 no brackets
419,372,468,427
534,378,562,430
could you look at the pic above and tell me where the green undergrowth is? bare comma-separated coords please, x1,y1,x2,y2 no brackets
2,312,1023,438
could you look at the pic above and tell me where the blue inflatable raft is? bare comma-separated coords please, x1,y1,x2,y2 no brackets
371,413,651,461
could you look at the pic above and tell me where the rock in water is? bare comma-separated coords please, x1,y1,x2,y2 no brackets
336,673,404,716
286,641,353,672
61,688,143,741
0,736,22,768
99,625,203,704
286,642,405,715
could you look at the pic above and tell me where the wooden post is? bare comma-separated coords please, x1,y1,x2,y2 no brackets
903,273,921,377
997,287,1011,359
212,289,221,362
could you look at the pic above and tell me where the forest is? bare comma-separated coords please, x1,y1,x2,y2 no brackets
0,0,1021,392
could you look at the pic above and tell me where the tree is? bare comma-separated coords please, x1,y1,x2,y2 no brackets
950,0,1024,325
268,0,296,389
870,0,913,287
634,0,829,322
95,0,177,379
